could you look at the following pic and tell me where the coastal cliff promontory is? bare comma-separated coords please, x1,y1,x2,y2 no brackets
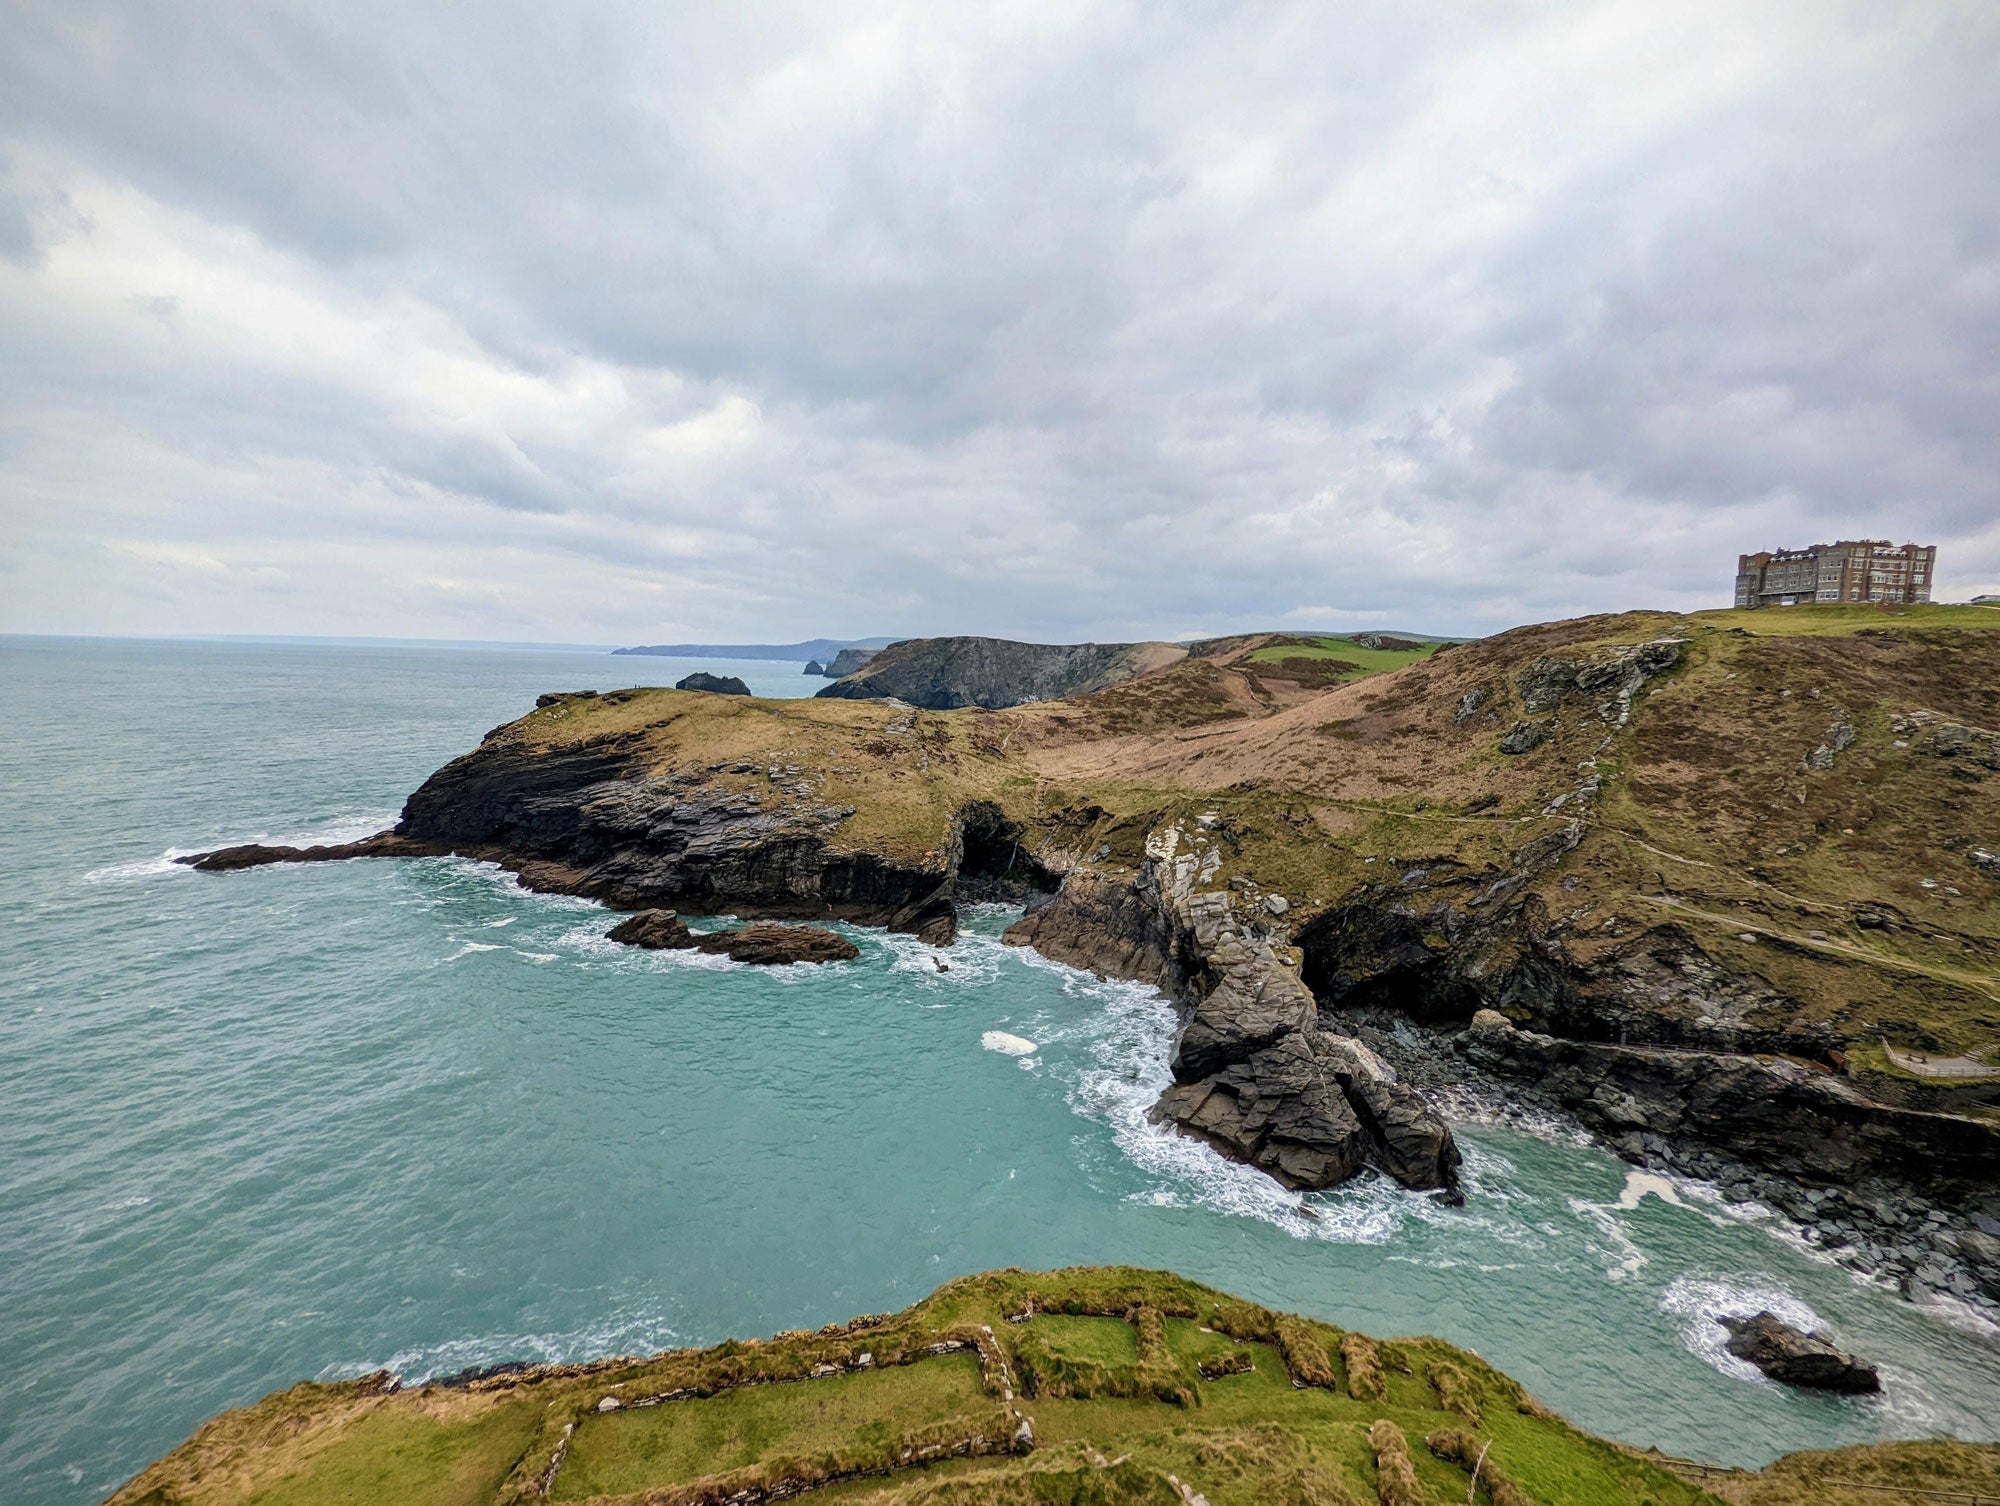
184,607,2000,1290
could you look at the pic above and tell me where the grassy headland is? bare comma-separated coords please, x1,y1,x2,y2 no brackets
109,1266,1770,1506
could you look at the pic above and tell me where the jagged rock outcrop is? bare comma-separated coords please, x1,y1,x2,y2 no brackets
1008,820,1461,1196
817,636,1178,710
1157,1031,1460,1193
1516,637,1687,725
676,672,750,695
1719,1311,1880,1392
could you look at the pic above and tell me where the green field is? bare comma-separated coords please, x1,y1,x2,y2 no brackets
1242,634,1446,680
1686,601,2000,636
554,1352,989,1499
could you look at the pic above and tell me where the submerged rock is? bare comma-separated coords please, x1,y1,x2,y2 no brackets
175,832,435,871
1719,1311,1880,1393
675,672,751,696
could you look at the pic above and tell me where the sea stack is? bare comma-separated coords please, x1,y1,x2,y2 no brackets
675,672,751,695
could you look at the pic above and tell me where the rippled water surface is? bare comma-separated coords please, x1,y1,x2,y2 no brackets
4,636,1997,1504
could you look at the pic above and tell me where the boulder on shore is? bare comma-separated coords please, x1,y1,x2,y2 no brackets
1719,1311,1880,1392
607,910,859,965
1152,1029,1462,1198
676,672,751,696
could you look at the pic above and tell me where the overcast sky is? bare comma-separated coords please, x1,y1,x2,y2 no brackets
3,1,1996,645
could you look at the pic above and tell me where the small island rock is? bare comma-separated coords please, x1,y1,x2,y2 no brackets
803,660,825,676
607,909,697,948
1719,1311,1880,1393
606,910,859,965
676,672,751,695
701,924,859,965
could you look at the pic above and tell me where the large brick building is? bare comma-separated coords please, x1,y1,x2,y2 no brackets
1734,540,1937,609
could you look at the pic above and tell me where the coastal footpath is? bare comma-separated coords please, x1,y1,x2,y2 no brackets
106,1264,2000,1506
185,606,2000,1302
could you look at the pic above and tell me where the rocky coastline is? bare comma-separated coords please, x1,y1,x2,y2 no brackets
1337,1007,2000,1318
176,607,2000,1311
182,802,2000,1307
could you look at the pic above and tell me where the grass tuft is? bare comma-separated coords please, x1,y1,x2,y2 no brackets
1368,1419,1424,1506
1340,1334,1385,1401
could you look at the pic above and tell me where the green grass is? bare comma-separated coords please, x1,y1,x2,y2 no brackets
1242,635,1444,680
1161,1318,1257,1374
551,1352,988,1499
237,1398,542,1506
1030,1315,1139,1367
1686,601,2000,636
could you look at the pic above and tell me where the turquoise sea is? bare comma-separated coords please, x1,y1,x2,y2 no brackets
3,635,1997,1504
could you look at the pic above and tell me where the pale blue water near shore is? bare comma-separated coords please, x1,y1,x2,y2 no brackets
3,636,1997,1503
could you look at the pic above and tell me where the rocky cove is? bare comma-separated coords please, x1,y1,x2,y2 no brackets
178,610,2000,1320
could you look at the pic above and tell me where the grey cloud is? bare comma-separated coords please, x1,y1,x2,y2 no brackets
2,0,1999,643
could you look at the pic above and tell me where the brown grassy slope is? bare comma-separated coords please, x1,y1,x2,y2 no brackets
1016,608,2000,1054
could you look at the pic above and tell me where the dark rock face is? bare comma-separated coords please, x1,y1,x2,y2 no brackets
816,636,1152,710
675,672,750,696
1154,1030,1461,1194
802,660,825,676
1719,1312,1880,1392
1457,1011,2000,1207
1001,869,1183,994
399,738,957,940
610,910,860,964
